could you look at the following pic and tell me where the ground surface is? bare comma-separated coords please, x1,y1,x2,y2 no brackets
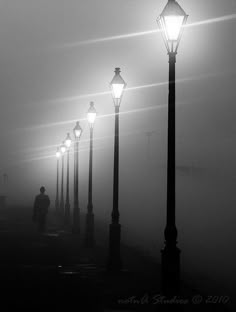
0,206,232,311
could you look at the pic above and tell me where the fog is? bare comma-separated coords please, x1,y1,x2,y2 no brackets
0,0,235,301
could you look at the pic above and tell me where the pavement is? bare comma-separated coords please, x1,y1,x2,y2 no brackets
0,206,232,312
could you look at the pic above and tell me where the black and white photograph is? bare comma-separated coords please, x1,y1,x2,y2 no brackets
0,0,235,311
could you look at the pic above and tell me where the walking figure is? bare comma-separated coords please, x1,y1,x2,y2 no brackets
33,186,50,233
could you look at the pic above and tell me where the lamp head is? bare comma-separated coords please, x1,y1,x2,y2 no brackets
65,133,72,149
56,147,61,158
60,143,66,154
73,121,82,139
110,68,126,106
87,101,97,126
157,0,188,53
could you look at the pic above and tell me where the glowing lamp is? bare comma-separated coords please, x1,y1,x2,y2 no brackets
87,101,97,126
157,0,188,53
56,148,61,158
110,68,126,106
60,143,66,154
65,133,72,149
73,121,82,139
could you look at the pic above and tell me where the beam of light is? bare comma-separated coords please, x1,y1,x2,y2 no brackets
58,14,236,49
4,154,56,169
187,13,236,28
16,84,168,132
5,145,104,168
7,126,188,169
6,126,192,169
19,100,166,133
58,29,159,49
39,70,229,107
15,124,162,161
6,143,61,160
13,125,161,164
18,70,230,133
16,118,86,132
20,154,55,163
8,131,151,167
43,82,166,107
48,90,111,104
19,143,59,154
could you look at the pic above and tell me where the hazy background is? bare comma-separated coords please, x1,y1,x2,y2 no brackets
0,0,235,300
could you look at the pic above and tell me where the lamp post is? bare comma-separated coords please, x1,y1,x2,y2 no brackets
73,121,83,233
85,101,97,247
59,143,67,217
108,68,126,272
64,133,72,225
55,148,61,214
157,0,188,294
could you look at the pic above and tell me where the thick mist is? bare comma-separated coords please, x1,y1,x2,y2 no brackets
0,0,235,304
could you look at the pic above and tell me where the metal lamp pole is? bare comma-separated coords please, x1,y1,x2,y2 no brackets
85,102,97,247
108,68,126,272
55,148,61,214
157,0,188,294
59,143,66,217
73,122,82,233
64,133,72,225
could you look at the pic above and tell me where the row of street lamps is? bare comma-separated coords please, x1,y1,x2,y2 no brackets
54,0,188,294
55,102,96,241
55,67,126,254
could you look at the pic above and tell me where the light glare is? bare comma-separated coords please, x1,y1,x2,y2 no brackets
65,140,71,148
60,145,66,154
111,84,125,99
65,133,72,148
87,112,96,124
74,129,82,138
110,68,126,104
87,102,97,125
163,16,184,41
73,121,82,139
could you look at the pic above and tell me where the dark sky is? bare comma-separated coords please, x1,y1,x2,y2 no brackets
0,0,235,297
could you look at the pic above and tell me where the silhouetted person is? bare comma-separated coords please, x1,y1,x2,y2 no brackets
33,186,50,233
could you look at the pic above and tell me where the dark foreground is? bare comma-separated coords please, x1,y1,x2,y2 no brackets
0,206,232,311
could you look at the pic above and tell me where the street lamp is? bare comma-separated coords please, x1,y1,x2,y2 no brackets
55,148,61,214
85,101,97,247
59,143,67,217
73,121,82,233
108,68,126,272
157,0,188,294
64,133,72,225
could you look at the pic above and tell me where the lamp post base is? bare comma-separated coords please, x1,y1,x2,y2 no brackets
107,223,122,272
161,245,181,296
84,212,95,247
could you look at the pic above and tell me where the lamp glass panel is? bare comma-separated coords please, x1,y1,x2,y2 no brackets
111,83,125,99
74,129,82,138
163,15,184,41
65,138,72,148
87,112,96,124
60,146,66,154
